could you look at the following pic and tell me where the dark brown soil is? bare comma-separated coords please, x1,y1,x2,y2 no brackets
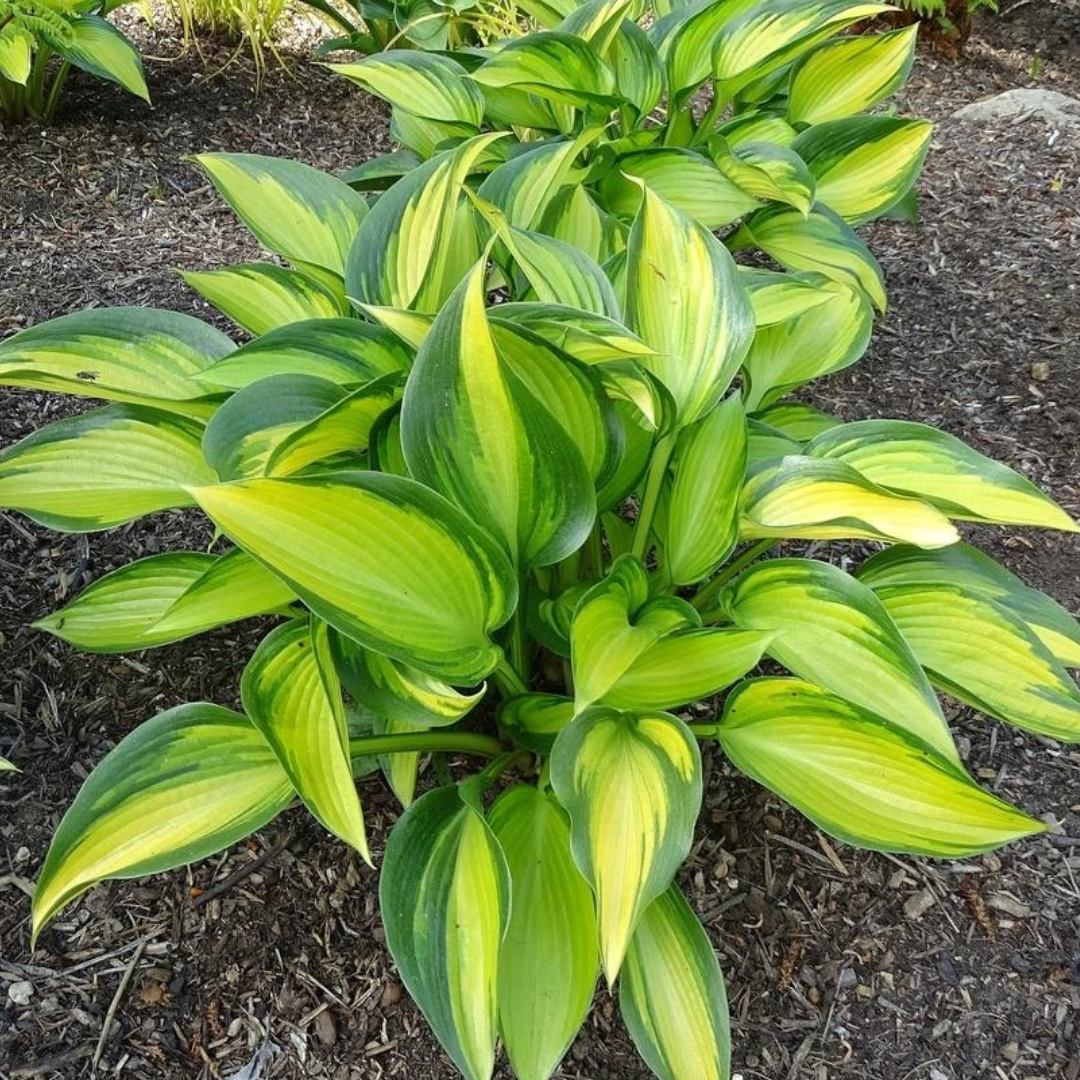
3,5,1080,1080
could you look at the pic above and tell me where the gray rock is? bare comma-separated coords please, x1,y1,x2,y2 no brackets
952,88,1080,128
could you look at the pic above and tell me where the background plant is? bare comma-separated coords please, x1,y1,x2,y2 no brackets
165,0,291,77
2,3,1078,1080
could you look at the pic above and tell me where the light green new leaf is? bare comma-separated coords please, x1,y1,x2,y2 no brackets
718,678,1044,857
182,264,344,336
242,618,367,856
621,885,731,1080
32,703,293,941
498,694,576,754
194,318,410,391
666,395,747,585
490,786,599,1080
0,755,17,771
875,584,1080,743
788,25,919,125
738,268,833,328
0,405,215,532
857,543,1080,668
0,307,234,415
806,420,1079,531
0,25,32,85
401,260,595,567
551,707,702,983
189,470,517,683
192,153,368,276
329,52,485,127
572,554,700,709
625,186,755,427
740,456,959,549
723,558,959,763
380,785,510,1080
57,16,149,102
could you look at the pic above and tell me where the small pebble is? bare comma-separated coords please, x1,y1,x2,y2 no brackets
7,981,33,1006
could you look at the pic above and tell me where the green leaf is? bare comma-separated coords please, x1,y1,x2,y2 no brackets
806,420,1079,531
498,694,576,754
712,138,816,216
188,470,517,683
0,307,234,415
56,15,149,102
750,401,838,442
491,303,651,365
723,557,959,763
242,618,367,856
490,786,599,1080
182,264,345,336
0,405,215,532
0,755,17,771
610,18,665,121
0,25,33,85
857,543,1080,669
665,395,747,585
717,678,1044,857
192,153,369,276
551,706,702,983
401,260,596,567
625,186,755,428
32,703,293,941
539,184,627,266
380,785,510,1080
621,885,731,1080
738,269,833,328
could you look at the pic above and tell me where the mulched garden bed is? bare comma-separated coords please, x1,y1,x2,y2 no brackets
2,4,1079,1078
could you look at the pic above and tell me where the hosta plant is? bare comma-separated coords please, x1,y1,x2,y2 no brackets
0,0,148,123
4,5,1080,1080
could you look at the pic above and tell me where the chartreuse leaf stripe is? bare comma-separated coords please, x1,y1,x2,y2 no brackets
723,558,960,764
806,420,1079,531
490,786,598,1080
242,618,368,857
32,703,293,941
625,185,755,428
740,456,959,549
380,785,510,1080
491,304,651,365
0,307,234,415
401,259,595,567
551,706,702,984
0,404,216,533
621,884,731,1080
712,138,815,216
788,25,919,125
181,263,344,336
188,471,517,684
717,679,1044,857
857,543,1080,668
875,584,1080,743
738,268,833,328
0,26,33,85
192,153,369,276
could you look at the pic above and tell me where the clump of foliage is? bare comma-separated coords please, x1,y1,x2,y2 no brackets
166,0,291,79
3,2,1078,1079
0,0,148,122
885,0,997,56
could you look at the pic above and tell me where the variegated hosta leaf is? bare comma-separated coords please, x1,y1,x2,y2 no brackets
32,703,293,940
723,557,959,763
387,104,477,157
499,694,576,754
599,149,760,231
621,884,731,1080
712,138,815,216
540,184,627,266
0,24,33,84
740,280,872,410
551,706,702,983
242,618,368,856
805,420,1079,531
718,108,798,149
718,678,1044,857
401,260,595,567
733,206,886,313
181,263,345,336
0,404,215,532
572,554,700,709
751,401,838,442
738,268,833,327
347,133,503,313
329,52,485,128
610,18,665,121
54,15,149,101
380,785,510,1080
665,395,746,585
490,786,599,1080
556,0,635,50
189,471,517,683
857,543,1080,668
360,304,435,349
788,25,919,126
491,303,651,365
195,318,411,391
874,584,1080,743
603,628,774,711
740,456,959,549
793,117,933,225
625,186,755,428
341,148,424,193
746,420,801,467
192,153,368,277
0,307,234,416
653,0,755,104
